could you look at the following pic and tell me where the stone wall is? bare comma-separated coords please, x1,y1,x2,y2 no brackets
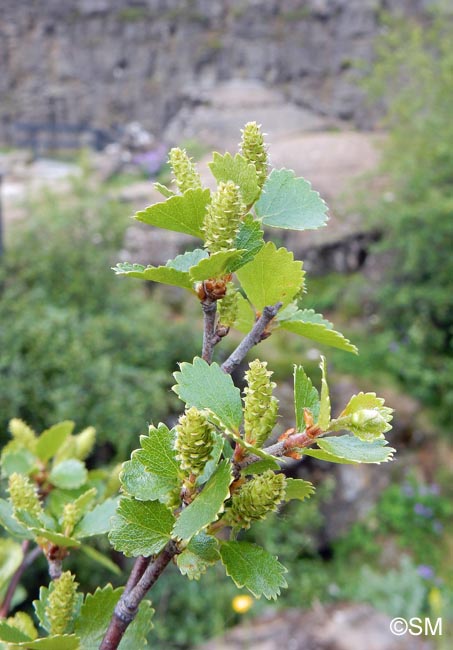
0,0,429,144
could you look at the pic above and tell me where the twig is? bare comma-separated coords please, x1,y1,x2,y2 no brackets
201,299,217,363
100,541,179,650
0,543,42,618
123,555,151,596
237,428,322,471
221,302,282,374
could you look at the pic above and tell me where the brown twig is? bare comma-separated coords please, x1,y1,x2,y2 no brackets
99,541,179,650
0,542,42,618
221,302,282,374
201,299,217,363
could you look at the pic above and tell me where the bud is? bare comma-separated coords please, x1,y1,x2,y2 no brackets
62,502,78,536
348,408,393,441
217,282,239,328
175,407,215,476
243,360,278,447
45,571,78,636
169,147,202,193
227,470,286,529
240,122,268,189
203,181,245,253
74,426,96,461
8,418,36,452
6,612,37,640
8,473,42,517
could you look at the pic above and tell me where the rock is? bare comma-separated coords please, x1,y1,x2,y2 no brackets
200,603,432,650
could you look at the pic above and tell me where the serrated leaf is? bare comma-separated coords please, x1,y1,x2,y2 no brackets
109,498,175,557
113,262,193,290
134,423,179,481
73,497,119,539
176,533,220,580
134,188,210,238
284,478,315,502
0,621,31,643
24,527,80,548
12,636,80,649
172,460,232,542
333,392,393,441
36,421,74,462
234,294,256,334
293,365,320,431
255,168,328,231
120,459,176,503
318,356,331,430
209,152,260,205
280,310,358,354
154,182,175,198
0,539,23,592
166,248,207,272
189,249,245,281
229,214,265,272
236,242,304,310
220,541,287,600
49,459,87,490
173,358,243,432
240,458,280,476
303,435,396,464
75,585,153,650
1,448,35,477
0,498,33,539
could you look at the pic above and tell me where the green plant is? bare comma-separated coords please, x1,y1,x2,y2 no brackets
0,124,395,648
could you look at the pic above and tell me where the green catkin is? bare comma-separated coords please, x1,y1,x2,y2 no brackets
240,121,268,189
8,418,36,452
8,473,42,517
203,181,245,253
62,502,79,536
45,572,78,636
243,360,278,447
175,407,215,476
74,426,96,461
227,471,286,529
217,282,239,328
168,147,202,193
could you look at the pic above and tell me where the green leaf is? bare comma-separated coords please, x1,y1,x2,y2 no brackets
293,365,320,431
12,636,80,649
75,585,153,650
73,497,119,539
134,423,179,481
173,358,243,432
284,478,315,502
0,499,33,539
234,294,256,334
176,533,220,580
134,188,210,238
113,262,193,290
318,356,331,430
280,310,358,354
109,498,175,557
0,621,31,643
255,168,328,231
49,459,87,490
172,460,232,542
220,541,287,600
154,182,175,198
120,459,177,503
229,214,265,272
196,433,224,486
1,448,35,477
303,435,396,464
332,392,393,441
209,152,260,205
36,421,75,463
240,458,280,476
79,545,121,575
189,249,245,281
236,242,304,310
166,248,207,272
0,539,23,592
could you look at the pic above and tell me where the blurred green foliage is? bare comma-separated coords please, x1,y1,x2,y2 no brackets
362,10,453,427
0,173,198,457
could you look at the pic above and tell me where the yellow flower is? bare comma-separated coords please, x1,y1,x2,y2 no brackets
232,594,254,614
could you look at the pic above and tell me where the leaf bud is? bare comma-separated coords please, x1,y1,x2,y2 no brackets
203,181,245,253
240,122,268,189
8,473,42,517
227,470,286,529
217,282,239,329
45,571,78,636
175,407,215,476
243,360,278,447
169,147,202,193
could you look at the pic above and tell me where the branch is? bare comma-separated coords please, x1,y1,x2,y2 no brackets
221,302,282,374
100,541,179,650
237,427,322,471
0,543,42,618
123,555,151,596
201,299,217,363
